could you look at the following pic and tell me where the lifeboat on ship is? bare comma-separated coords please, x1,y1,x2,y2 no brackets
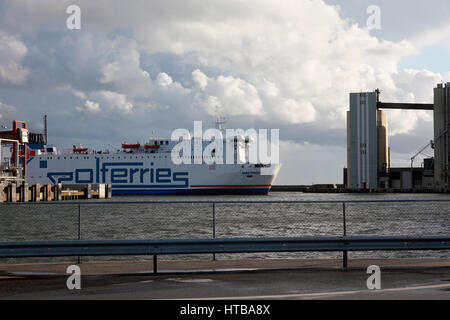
73,145,88,153
122,143,141,149
144,144,160,149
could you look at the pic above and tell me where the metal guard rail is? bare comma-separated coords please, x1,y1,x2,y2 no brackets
1,236,450,258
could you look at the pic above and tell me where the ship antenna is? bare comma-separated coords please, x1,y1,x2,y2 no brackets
44,115,48,145
215,106,227,133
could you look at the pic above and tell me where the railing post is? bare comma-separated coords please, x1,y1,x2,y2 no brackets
153,254,158,274
212,202,216,261
342,202,348,270
77,204,81,264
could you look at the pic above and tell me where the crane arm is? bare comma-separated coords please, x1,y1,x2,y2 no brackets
411,141,433,162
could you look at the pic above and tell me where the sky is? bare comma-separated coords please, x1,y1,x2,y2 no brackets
0,0,449,185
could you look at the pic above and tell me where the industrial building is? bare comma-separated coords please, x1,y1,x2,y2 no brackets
346,91,390,189
345,84,449,191
433,83,450,189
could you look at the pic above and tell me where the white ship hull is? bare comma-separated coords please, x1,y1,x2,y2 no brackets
27,154,280,195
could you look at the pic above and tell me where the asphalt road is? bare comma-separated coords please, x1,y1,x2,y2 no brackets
1,259,450,300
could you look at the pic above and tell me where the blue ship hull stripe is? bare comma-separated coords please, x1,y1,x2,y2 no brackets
112,184,188,189
112,187,271,195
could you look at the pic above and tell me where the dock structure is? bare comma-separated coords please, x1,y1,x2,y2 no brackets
0,120,29,185
0,183,112,203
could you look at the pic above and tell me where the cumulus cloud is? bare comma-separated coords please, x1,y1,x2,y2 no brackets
276,99,317,124
0,0,446,183
75,90,135,114
192,70,264,116
98,37,152,97
388,69,442,103
94,91,133,113
378,69,440,135
124,0,415,127
156,72,173,87
132,0,414,127
76,100,100,113
192,69,208,90
0,30,29,84
0,0,419,127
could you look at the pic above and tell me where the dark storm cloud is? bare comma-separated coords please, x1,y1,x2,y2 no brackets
0,0,448,184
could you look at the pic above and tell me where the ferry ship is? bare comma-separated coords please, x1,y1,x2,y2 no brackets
25,125,281,195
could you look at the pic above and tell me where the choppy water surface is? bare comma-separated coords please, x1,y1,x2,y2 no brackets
1,192,449,263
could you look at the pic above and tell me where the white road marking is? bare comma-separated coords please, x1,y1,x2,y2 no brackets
11,271,57,276
181,283,450,300
166,278,214,283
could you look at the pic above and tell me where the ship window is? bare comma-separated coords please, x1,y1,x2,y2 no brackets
39,160,47,168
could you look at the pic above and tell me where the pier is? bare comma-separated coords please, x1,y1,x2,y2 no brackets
0,183,112,202
270,184,450,193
